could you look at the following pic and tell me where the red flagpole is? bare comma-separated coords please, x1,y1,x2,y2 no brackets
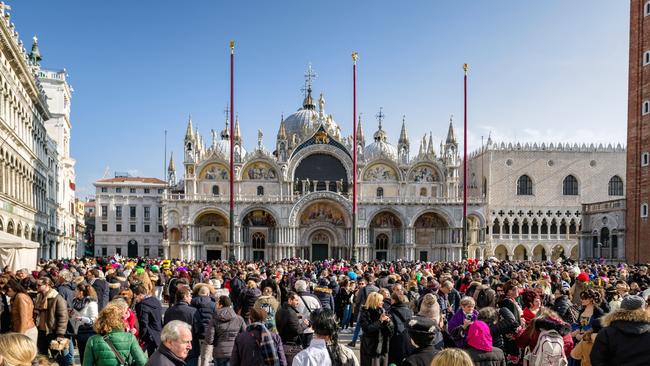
462,63,469,260
352,51,358,263
229,40,235,261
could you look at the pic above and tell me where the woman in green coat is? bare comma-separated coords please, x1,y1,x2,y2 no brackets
83,301,147,366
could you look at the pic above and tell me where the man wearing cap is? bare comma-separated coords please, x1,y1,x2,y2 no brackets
590,295,650,366
402,315,440,366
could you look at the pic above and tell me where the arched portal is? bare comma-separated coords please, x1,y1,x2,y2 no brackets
297,199,349,259
310,230,330,261
194,211,229,260
494,245,508,261
533,245,547,261
514,245,527,260
369,211,403,261
375,233,389,261
242,209,277,261
414,212,453,261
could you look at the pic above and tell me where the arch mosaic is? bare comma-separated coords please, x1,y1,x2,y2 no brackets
406,163,443,183
289,191,351,227
362,162,400,182
241,160,279,181
409,208,456,228
368,209,404,229
198,163,229,180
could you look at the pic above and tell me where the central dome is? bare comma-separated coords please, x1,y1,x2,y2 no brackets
283,90,339,142
365,121,397,161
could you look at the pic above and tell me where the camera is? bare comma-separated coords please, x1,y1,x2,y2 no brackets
465,313,473,321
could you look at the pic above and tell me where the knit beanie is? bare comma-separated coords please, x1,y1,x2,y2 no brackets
621,295,646,311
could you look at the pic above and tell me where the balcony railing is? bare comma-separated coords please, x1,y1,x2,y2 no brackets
165,193,484,205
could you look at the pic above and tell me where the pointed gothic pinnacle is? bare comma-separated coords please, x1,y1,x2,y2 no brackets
168,152,175,172
399,116,408,144
234,116,241,141
278,115,287,139
446,116,456,144
185,114,194,140
356,114,364,140
427,132,434,155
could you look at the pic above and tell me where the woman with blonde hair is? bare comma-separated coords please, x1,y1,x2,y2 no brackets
430,348,474,366
0,333,37,366
360,292,393,366
82,303,147,366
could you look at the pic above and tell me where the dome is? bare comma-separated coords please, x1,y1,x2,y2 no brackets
365,121,397,161
283,90,340,142
213,138,247,158
365,140,398,161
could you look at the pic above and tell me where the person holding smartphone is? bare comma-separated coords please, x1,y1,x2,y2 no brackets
359,292,393,366
448,297,479,348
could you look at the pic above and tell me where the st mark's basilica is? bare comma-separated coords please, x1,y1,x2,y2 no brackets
162,72,485,262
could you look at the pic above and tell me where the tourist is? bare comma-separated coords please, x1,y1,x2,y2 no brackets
35,277,72,366
430,348,474,366
590,295,650,366
86,269,109,311
463,320,506,366
164,287,200,366
82,302,147,366
295,279,321,347
402,315,440,366
359,292,393,366
191,284,217,366
237,280,261,322
231,307,286,366
387,293,413,365
204,295,246,366
4,278,37,344
71,283,99,363
448,296,479,348
146,320,193,366
134,284,163,356
292,308,358,366
255,286,280,332
0,333,38,366
275,291,309,364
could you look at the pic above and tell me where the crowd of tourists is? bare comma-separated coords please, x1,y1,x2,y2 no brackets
0,256,648,366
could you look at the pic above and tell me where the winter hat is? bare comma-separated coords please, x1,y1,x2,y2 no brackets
467,320,493,352
347,271,357,280
621,295,646,311
407,316,438,347
417,293,441,322
317,278,329,287
577,272,590,283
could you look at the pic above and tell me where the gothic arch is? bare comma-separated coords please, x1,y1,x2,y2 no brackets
366,208,406,230
191,208,230,226
406,162,445,183
240,158,282,181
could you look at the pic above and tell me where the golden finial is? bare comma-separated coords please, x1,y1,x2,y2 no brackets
463,63,469,73
352,51,358,62
229,40,235,53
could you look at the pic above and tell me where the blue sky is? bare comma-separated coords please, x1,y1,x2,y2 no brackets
9,1,629,198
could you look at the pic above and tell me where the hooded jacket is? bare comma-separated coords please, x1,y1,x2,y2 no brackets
191,295,216,338
237,287,261,320
313,286,335,310
590,309,650,366
204,306,246,359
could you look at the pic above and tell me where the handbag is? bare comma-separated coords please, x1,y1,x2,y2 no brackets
104,335,130,366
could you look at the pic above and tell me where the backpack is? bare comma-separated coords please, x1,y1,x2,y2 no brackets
523,329,568,366
259,301,276,331
564,304,579,325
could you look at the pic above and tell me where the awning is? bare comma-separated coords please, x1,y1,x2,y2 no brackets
0,230,39,271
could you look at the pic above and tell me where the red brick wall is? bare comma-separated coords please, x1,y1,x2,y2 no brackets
627,0,650,263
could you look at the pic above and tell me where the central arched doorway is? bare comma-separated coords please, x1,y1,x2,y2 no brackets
242,209,276,261
298,200,348,259
195,211,228,260
369,211,403,261
414,211,452,261
310,231,330,261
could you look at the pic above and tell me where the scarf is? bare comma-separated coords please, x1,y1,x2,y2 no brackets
72,297,90,312
246,322,279,366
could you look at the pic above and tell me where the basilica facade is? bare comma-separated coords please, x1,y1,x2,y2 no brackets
162,87,486,262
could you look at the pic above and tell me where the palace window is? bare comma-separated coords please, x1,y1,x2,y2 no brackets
129,188,136,194
517,175,533,195
643,152,650,167
257,186,264,196
130,206,136,218
144,188,150,194
642,203,649,218
643,100,650,115
116,224,122,232
116,188,122,193
101,187,107,193
420,188,427,197
116,206,122,219
376,187,384,198
144,225,150,233
252,232,265,249
212,185,219,196
130,224,136,232
102,205,108,218
562,175,579,195
375,234,389,250
608,175,624,196
102,224,107,232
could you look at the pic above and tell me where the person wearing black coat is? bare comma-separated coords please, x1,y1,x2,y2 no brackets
87,269,109,311
314,278,335,311
164,287,201,364
387,294,414,365
229,272,246,309
477,307,518,350
591,295,650,366
402,316,440,366
237,282,261,322
134,285,164,356
552,289,576,324
359,292,394,366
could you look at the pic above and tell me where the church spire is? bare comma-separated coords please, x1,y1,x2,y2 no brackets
301,63,317,110
427,132,435,156
234,115,241,142
29,35,41,66
356,114,365,143
184,114,194,142
220,115,230,139
399,116,408,144
446,115,457,144
277,115,287,139
167,151,175,172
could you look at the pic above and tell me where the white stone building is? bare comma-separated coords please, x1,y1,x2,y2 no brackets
94,176,166,257
163,76,486,262
579,199,625,262
468,140,626,261
39,68,77,259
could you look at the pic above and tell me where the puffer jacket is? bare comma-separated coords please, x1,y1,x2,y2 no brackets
204,306,246,359
314,286,335,310
191,295,216,339
591,308,650,366
82,331,147,366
